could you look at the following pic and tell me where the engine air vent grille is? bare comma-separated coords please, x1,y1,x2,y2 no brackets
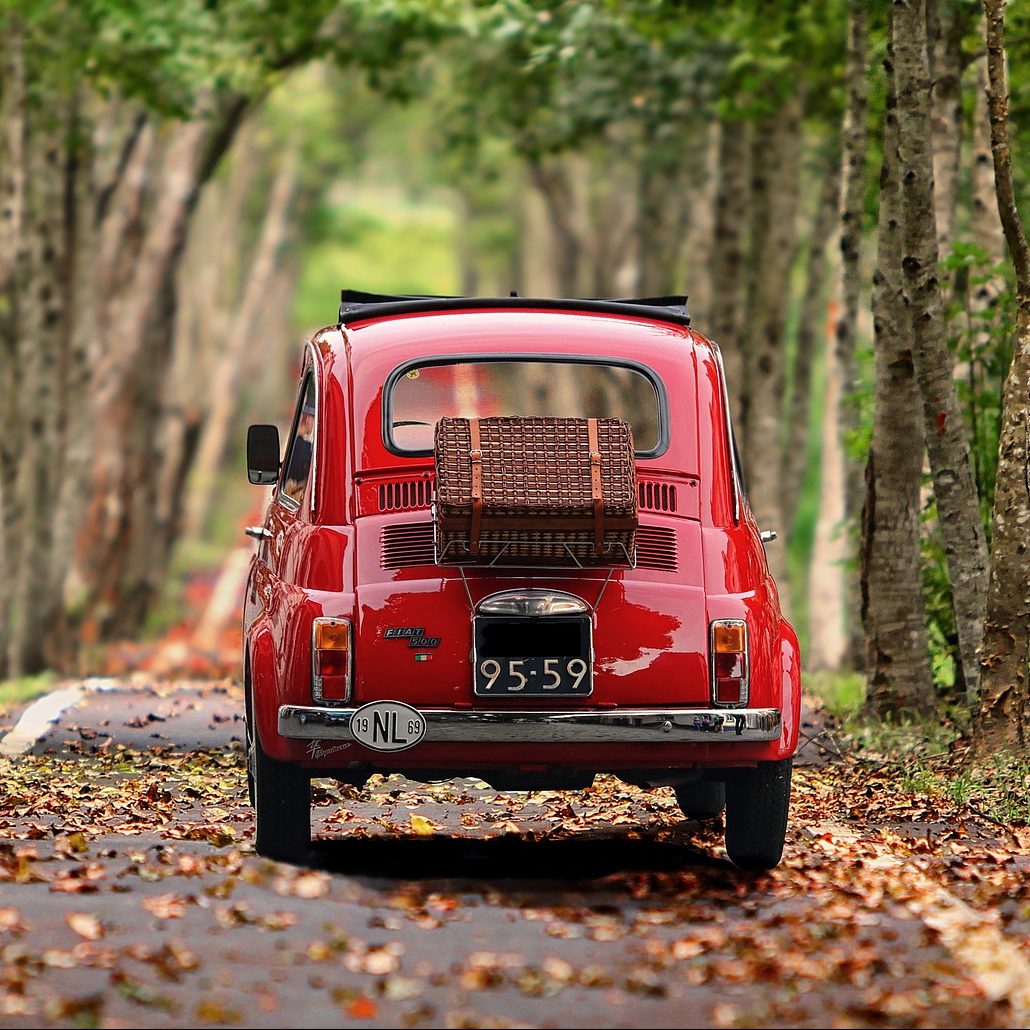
634,525,678,572
382,522,435,569
378,477,432,513
638,480,678,514
381,522,677,572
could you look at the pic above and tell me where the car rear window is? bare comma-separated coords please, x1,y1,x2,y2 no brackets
386,358,664,455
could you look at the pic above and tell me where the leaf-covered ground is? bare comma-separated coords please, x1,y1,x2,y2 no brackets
1,679,1029,1028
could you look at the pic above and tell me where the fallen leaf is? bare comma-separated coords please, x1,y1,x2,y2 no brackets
65,912,103,940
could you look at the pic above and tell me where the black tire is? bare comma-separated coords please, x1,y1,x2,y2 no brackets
724,758,792,871
674,781,726,820
251,726,311,864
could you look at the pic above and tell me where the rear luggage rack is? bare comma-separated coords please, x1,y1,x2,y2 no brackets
433,528,637,570
338,290,690,326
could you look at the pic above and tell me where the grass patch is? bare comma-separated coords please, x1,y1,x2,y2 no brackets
890,747,1030,825
0,671,55,715
806,669,865,720
830,699,1030,826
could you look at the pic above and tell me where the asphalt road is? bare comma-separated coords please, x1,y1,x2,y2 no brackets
0,679,1025,1029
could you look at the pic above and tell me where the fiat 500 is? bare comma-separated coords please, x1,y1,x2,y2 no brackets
243,292,801,869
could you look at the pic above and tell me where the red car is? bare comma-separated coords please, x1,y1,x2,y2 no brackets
243,293,801,869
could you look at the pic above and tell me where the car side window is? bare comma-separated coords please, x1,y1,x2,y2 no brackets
280,372,316,508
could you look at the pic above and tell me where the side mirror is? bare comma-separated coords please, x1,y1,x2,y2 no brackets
247,424,281,485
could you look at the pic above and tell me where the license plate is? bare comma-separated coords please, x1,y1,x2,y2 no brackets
473,616,592,696
475,655,592,696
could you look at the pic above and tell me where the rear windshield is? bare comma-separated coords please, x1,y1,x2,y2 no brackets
386,358,664,455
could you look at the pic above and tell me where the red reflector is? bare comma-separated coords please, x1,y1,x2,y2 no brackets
716,677,742,704
318,674,348,701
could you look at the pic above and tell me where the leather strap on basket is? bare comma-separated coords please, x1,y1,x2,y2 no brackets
469,419,483,555
588,418,604,556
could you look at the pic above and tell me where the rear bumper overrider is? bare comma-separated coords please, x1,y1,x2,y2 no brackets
278,705,781,744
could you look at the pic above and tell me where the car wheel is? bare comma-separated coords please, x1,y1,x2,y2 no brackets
674,781,725,821
251,723,311,864
724,758,792,871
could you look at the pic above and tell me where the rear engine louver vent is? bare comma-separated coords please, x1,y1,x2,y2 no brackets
378,478,432,513
638,481,678,513
381,522,677,572
635,525,678,572
382,522,435,569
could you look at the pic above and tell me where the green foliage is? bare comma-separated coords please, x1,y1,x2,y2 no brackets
0,670,54,714
917,244,1017,694
293,191,458,330
806,670,865,720
942,242,1016,529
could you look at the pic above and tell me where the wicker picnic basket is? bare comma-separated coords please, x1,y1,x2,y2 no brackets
433,416,638,567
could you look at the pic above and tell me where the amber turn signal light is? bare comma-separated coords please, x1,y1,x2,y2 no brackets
712,621,746,653
314,619,351,651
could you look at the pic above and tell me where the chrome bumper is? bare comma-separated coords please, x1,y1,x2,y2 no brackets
278,705,781,745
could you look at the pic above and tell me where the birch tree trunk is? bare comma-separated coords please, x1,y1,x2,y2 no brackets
971,55,1006,294
893,0,989,703
928,0,967,256
975,0,1030,752
744,93,803,602
862,24,935,715
710,119,750,426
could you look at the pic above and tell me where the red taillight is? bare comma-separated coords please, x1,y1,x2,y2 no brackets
313,617,351,703
711,619,748,707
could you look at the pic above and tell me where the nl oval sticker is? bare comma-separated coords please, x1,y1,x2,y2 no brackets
349,701,426,752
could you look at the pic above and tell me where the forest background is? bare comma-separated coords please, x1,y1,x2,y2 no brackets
2,0,1030,760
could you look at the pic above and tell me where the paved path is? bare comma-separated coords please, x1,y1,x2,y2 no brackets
0,681,1024,1028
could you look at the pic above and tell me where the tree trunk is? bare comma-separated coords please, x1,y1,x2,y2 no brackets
928,0,967,256
862,22,935,716
71,97,250,642
8,104,67,675
894,0,989,703
683,118,718,323
782,151,841,538
185,148,298,537
836,0,871,671
975,0,1030,752
710,119,750,427
0,23,27,678
970,54,1006,296
808,329,848,673
744,93,803,602
635,125,689,297
526,156,581,296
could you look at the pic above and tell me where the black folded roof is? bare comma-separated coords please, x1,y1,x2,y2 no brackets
338,290,690,327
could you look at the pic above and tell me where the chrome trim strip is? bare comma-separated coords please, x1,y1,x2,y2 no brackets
278,705,781,744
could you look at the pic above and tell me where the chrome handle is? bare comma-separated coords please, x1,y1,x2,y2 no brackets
760,530,777,544
245,525,272,541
